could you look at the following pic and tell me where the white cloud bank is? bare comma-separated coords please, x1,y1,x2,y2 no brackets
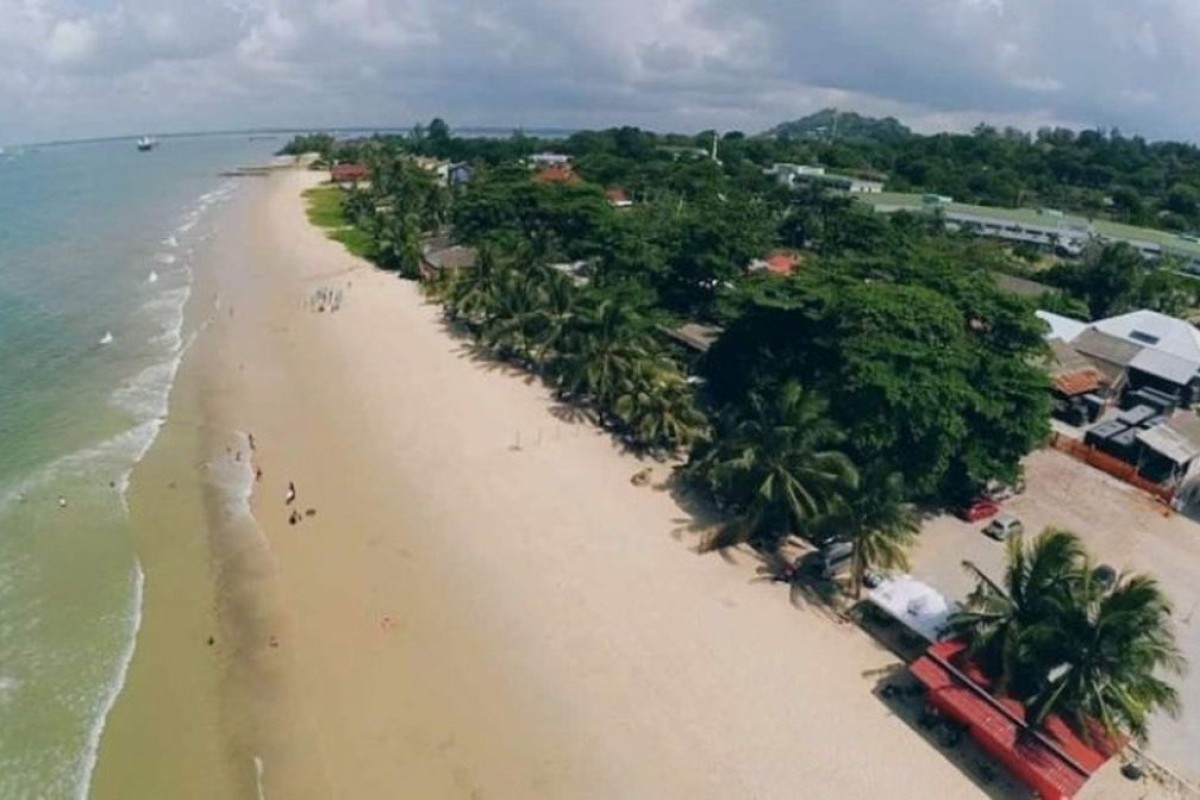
0,0,1196,143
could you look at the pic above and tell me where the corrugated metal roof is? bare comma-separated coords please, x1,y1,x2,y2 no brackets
424,245,478,271
1052,369,1103,396
1128,347,1200,385
1092,310,1200,363
1136,425,1200,465
1072,328,1143,368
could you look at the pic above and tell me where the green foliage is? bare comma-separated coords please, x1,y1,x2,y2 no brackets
702,251,1050,500
813,470,920,598
948,528,1185,743
441,250,707,454
1043,243,1200,319
279,133,336,158
683,381,858,552
768,109,913,145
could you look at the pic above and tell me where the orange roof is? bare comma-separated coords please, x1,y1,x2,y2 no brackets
764,251,801,276
534,164,581,184
1052,368,1103,397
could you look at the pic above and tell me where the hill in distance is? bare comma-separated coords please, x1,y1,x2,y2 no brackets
765,108,912,144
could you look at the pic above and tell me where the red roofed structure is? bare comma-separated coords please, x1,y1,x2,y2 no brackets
330,163,368,186
534,164,581,185
749,250,802,276
1051,368,1104,397
909,640,1121,800
605,186,632,207
764,251,801,275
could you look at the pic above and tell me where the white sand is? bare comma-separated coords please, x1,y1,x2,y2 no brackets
201,169,999,798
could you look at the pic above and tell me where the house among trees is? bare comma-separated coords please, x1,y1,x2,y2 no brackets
748,250,802,276
605,187,632,208
534,164,581,185
330,163,368,188
767,163,885,194
447,162,474,187
529,152,571,167
419,244,478,281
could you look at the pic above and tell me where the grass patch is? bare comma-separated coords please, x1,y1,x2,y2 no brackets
302,185,374,259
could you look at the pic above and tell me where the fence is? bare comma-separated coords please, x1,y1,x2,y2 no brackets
1048,433,1176,504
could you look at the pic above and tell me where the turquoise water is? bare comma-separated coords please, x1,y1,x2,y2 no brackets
0,136,281,799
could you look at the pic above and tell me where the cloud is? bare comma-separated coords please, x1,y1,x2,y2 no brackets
0,0,1198,144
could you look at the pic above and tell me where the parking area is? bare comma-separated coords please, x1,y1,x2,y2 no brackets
910,448,1200,788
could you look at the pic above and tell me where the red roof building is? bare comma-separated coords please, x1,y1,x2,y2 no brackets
1051,368,1104,397
749,250,802,276
330,163,368,185
605,186,632,207
534,164,581,185
909,640,1121,800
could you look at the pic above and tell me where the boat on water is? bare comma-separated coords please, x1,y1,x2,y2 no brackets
99,331,113,345
136,136,157,152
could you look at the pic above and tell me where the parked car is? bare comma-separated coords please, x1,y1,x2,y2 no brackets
957,497,1000,522
817,540,854,579
984,478,1026,502
983,513,1023,541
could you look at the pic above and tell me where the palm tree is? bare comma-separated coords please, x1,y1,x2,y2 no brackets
949,528,1185,744
685,381,857,552
1025,568,1185,743
946,528,1086,696
554,298,655,409
445,247,506,328
611,360,708,452
815,470,920,598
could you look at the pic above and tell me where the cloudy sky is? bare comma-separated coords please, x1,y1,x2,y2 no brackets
0,0,1194,144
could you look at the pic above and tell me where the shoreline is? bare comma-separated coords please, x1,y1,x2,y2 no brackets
95,167,1044,798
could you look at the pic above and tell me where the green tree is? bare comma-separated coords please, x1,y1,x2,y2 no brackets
554,298,656,410
948,528,1087,695
814,471,920,598
1029,569,1184,742
684,381,858,552
949,528,1185,743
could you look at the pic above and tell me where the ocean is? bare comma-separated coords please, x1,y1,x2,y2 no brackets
0,135,281,799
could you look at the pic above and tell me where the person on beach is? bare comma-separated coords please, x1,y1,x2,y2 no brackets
285,481,296,505
255,467,263,482
248,433,256,452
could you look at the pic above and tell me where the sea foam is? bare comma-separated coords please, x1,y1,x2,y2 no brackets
75,560,144,800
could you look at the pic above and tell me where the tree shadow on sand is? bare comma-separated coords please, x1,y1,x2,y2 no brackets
869,670,1026,800
663,471,848,619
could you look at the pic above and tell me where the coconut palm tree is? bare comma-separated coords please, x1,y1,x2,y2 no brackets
554,298,655,409
685,381,857,552
611,359,708,452
445,247,506,328
946,527,1086,696
814,470,920,598
949,527,1185,743
1025,568,1185,743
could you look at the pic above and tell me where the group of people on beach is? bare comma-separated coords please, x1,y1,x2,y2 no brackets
308,286,343,313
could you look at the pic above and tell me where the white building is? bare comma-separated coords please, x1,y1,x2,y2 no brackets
767,163,885,194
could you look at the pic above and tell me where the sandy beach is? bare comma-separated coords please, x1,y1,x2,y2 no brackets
95,168,1058,798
